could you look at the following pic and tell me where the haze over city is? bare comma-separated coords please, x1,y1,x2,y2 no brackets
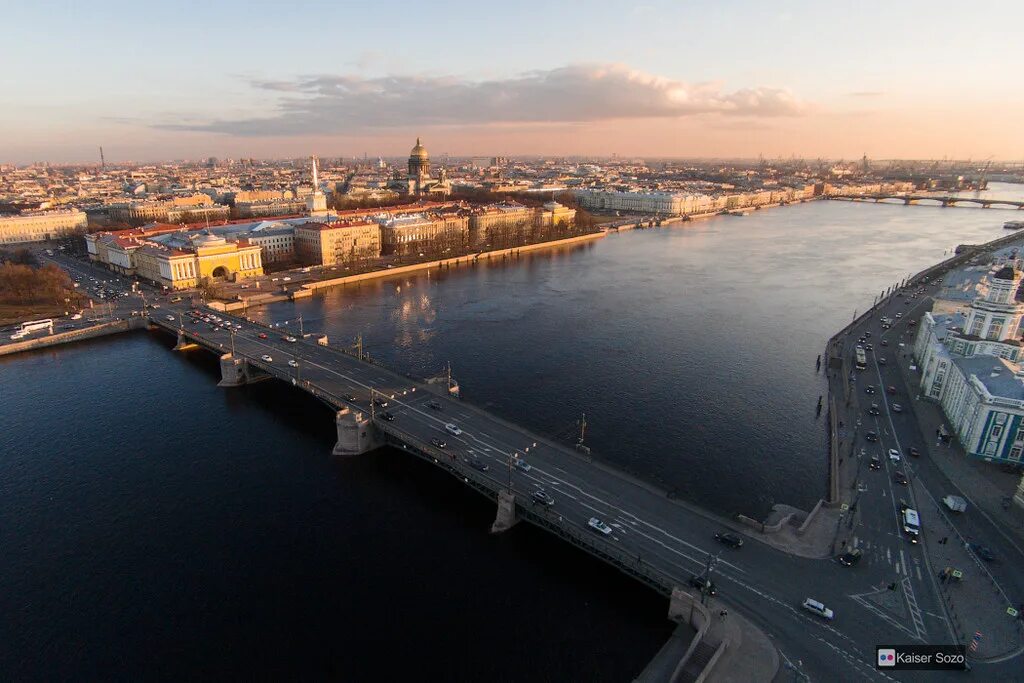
3,0,1022,163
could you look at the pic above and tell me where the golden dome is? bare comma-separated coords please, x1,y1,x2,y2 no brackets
409,137,429,159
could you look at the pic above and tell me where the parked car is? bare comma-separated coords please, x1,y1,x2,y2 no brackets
588,517,613,536
714,532,744,549
801,598,835,620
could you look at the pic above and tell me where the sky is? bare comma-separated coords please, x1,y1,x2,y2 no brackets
2,0,1022,163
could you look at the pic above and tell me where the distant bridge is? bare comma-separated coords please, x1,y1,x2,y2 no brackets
829,193,1024,210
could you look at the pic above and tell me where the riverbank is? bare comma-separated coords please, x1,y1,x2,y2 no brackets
0,317,146,357
211,231,606,312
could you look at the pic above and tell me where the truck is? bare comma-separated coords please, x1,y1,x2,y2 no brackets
943,495,967,513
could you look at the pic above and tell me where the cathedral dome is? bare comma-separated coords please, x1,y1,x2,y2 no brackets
409,137,429,160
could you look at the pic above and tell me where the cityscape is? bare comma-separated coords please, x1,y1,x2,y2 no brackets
3,2,1024,682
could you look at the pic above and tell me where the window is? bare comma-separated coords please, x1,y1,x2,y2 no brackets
992,425,1003,439
1011,446,1023,461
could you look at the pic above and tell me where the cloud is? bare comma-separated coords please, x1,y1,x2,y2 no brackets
847,91,885,98
155,64,810,137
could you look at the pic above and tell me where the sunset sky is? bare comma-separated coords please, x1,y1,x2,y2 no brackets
3,0,1022,163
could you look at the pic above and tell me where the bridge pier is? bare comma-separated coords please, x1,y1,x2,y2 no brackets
490,490,520,533
217,353,271,387
332,406,379,456
173,330,199,351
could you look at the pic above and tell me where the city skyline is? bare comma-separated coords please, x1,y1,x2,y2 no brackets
3,0,1023,163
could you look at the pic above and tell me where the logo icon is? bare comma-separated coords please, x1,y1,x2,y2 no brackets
877,648,896,667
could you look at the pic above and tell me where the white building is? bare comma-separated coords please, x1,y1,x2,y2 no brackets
914,264,1024,464
0,210,88,244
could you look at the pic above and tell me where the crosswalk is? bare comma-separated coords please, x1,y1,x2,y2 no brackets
849,536,923,580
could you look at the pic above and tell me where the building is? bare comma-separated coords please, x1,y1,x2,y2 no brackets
389,138,452,197
244,225,297,264
306,156,329,217
0,209,88,244
108,194,229,225
233,199,308,218
469,203,536,248
913,264,1024,464
86,227,263,289
379,209,468,256
295,220,380,266
573,189,709,215
539,200,576,227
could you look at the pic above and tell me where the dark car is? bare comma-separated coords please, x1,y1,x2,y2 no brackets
838,549,862,567
894,471,908,486
373,397,389,407
343,394,357,402
908,446,920,457
969,544,996,562
881,339,889,346
427,400,442,410
892,403,903,413
466,456,489,472
714,532,744,549
868,404,880,416
869,456,881,470
866,431,878,442
865,385,876,395
688,575,717,596
878,357,887,365
380,411,396,422
531,489,555,506
887,386,897,395
430,438,447,449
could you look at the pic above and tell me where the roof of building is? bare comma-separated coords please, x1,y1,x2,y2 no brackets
409,137,429,159
993,265,1019,282
954,355,1024,400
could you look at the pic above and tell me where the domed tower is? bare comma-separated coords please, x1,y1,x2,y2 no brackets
408,137,430,183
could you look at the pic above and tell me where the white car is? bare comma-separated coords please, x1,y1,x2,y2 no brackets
445,423,462,436
801,598,834,620
165,315,175,322
288,359,299,368
261,354,273,362
283,336,297,343
588,517,613,536
888,448,901,462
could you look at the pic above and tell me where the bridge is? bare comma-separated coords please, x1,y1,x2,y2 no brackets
143,302,965,682
829,193,1024,209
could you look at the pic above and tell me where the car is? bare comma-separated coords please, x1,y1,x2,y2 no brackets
908,446,920,457
865,385,876,395
466,456,488,472
380,411,396,422
430,438,447,449
865,343,873,351
887,385,897,395
282,336,297,343
894,471,908,486
165,314,175,321
445,423,462,436
513,457,532,472
588,517,613,536
258,332,267,339
837,549,862,567
288,359,299,368
427,400,442,410
858,336,866,344
282,277,292,281
892,403,903,413
867,404,880,416
532,489,555,506
869,456,881,470
801,598,834,620
343,394,357,402
71,313,82,320
866,431,878,442
373,398,389,407
261,354,273,362
878,357,887,365
896,312,903,318
888,448,901,461
714,532,744,548
864,331,871,338
688,575,716,596
969,544,996,562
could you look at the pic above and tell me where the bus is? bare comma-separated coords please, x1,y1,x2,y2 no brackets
902,508,920,543
854,347,867,371
10,319,54,340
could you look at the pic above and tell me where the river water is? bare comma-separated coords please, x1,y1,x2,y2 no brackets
2,184,1021,678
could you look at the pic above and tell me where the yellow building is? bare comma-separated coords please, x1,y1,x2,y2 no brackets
295,220,381,266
